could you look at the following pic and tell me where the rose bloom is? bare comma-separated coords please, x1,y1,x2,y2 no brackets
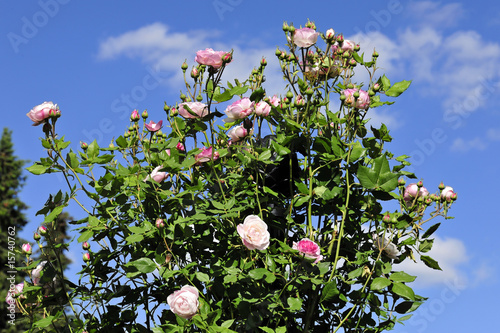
144,166,168,183
373,234,399,260
440,186,455,200
293,238,323,263
145,120,163,132
167,285,199,319
268,95,280,107
237,215,270,251
32,261,47,285
195,48,228,69
293,27,320,48
195,147,219,164
228,125,249,143
178,102,208,119
27,101,59,125
224,98,254,122
255,101,271,117
404,183,429,202
342,89,370,110
6,282,23,308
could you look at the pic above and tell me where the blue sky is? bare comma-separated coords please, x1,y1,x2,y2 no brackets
2,1,499,331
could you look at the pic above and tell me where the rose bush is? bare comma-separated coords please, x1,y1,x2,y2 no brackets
17,20,457,332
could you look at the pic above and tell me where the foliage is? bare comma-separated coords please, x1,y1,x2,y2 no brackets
17,21,457,332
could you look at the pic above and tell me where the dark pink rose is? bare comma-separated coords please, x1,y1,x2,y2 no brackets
293,238,323,263
195,147,219,164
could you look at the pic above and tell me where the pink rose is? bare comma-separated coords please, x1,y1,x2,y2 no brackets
269,95,280,107
6,282,23,306
83,253,91,262
195,48,228,69
224,98,254,122
130,110,140,122
167,285,199,319
237,215,270,251
27,101,59,125
403,183,429,204
195,147,219,164
145,120,163,132
342,89,370,110
293,27,320,48
144,166,168,183
255,101,271,117
176,142,185,151
178,102,208,119
293,238,323,263
228,125,249,143
22,243,32,255
440,186,455,201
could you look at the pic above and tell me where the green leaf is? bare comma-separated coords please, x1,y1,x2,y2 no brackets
26,163,49,175
44,205,65,223
380,75,391,91
195,271,210,283
33,316,55,328
357,155,398,191
392,282,415,300
126,233,144,244
66,151,80,169
422,223,441,239
385,80,412,97
87,140,99,159
421,255,442,270
248,268,268,280
371,277,392,291
250,87,265,102
230,85,249,96
419,239,434,253
260,328,274,333
320,281,339,302
116,136,128,148
389,272,416,283
77,229,93,242
128,257,157,274
287,297,302,311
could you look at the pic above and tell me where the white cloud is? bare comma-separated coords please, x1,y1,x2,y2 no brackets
398,236,468,288
366,108,402,130
450,137,487,152
486,128,500,141
407,1,465,28
96,22,286,96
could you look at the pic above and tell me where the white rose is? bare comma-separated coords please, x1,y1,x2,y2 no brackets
237,215,270,251
167,285,199,319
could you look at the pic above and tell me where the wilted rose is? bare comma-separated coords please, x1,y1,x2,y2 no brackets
178,102,208,119
5,282,23,308
237,215,270,251
27,101,59,125
342,89,370,110
224,98,254,122
32,261,47,285
373,234,399,260
167,285,199,319
195,48,228,69
293,27,320,48
293,238,323,263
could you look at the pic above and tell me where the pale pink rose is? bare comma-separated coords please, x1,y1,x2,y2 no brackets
237,215,270,251
6,282,23,305
21,243,32,255
224,98,254,122
167,285,199,319
342,89,370,110
293,27,320,48
404,183,429,203
144,166,168,183
27,101,59,125
331,40,356,54
195,48,228,69
178,102,208,119
195,147,219,164
145,120,163,132
228,125,250,142
293,238,323,263
325,28,335,40
269,95,280,107
255,101,271,117
440,186,455,200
